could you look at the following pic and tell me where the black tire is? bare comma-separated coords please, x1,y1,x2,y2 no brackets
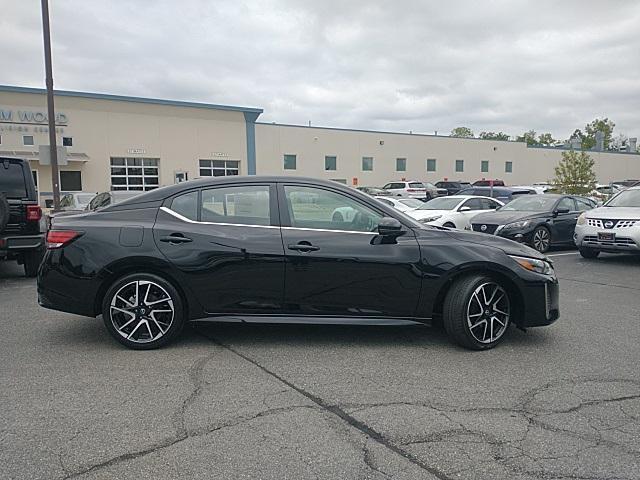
102,273,185,350
0,194,9,234
530,226,551,253
443,222,456,228
332,212,344,222
443,275,512,350
23,248,44,278
579,247,600,259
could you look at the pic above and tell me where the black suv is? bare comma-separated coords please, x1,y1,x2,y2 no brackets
0,157,44,277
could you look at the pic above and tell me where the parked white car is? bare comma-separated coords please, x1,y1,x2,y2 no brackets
373,196,423,213
574,186,640,258
381,181,429,200
406,195,504,229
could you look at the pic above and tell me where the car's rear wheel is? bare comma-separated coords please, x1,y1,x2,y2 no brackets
23,248,44,278
579,247,600,259
443,275,511,350
531,226,551,253
102,273,184,350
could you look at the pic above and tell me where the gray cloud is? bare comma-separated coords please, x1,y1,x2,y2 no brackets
1,0,639,140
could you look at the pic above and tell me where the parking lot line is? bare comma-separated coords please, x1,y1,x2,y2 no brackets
547,252,579,257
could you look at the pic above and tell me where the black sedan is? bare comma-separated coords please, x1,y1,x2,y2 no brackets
38,176,559,350
470,194,596,253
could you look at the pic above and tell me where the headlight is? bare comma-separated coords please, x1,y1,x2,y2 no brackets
576,212,586,225
509,255,553,275
504,220,531,229
420,215,442,223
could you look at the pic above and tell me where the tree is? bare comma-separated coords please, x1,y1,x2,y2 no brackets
478,131,510,141
516,130,537,146
450,126,474,138
608,133,628,151
583,118,615,150
553,150,596,195
537,132,556,146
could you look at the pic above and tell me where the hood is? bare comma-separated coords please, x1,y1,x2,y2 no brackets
409,209,450,220
586,206,640,220
470,210,548,225
444,228,547,260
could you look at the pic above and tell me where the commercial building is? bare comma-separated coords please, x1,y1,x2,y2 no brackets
1,84,638,204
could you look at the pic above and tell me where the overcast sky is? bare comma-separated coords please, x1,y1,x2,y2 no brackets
1,0,639,140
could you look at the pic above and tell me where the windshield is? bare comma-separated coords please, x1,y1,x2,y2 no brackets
500,195,558,211
75,194,96,206
399,198,423,208
605,189,640,207
418,197,462,210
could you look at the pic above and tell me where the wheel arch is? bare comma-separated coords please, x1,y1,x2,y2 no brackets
430,266,525,326
93,257,194,319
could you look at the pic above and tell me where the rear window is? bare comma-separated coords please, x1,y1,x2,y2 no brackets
408,182,425,189
0,161,27,198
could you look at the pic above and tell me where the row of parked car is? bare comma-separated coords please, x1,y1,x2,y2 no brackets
357,179,640,257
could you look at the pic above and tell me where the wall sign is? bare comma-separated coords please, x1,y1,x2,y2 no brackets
0,108,68,125
127,148,146,154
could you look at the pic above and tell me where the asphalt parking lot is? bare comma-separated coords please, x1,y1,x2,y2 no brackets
1,252,639,480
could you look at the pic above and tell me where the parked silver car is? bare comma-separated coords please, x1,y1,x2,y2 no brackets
574,186,640,258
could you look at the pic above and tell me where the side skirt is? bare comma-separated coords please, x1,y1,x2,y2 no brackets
190,314,430,327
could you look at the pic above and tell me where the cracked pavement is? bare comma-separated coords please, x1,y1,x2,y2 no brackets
1,252,639,479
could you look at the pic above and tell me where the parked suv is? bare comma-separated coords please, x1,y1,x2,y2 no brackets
0,157,44,276
435,180,471,195
381,181,429,200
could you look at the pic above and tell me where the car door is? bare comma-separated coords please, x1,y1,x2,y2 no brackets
455,197,484,227
278,183,422,318
153,183,285,314
551,197,578,243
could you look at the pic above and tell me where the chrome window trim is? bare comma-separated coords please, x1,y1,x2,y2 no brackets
160,206,377,235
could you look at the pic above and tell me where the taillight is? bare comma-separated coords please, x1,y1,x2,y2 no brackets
27,205,42,222
46,230,81,249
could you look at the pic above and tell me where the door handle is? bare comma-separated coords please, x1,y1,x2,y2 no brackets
160,234,193,244
288,242,320,252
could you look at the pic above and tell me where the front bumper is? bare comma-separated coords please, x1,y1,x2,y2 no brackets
574,224,640,252
519,276,560,327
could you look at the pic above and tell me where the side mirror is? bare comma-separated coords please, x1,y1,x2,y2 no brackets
458,206,471,212
555,207,570,216
377,217,404,237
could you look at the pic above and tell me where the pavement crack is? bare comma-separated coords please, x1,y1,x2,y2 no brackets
198,331,456,480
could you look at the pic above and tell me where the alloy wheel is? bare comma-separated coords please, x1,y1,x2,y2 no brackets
533,228,550,252
466,282,510,344
109,280,175,343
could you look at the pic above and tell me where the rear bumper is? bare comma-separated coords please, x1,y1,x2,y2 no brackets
518,277,560,327
0,234,45,256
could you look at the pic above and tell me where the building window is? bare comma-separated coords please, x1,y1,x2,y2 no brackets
362,156,373,171
505,161,513,173
32,171,38,190
199,159,239,177
427,158,437,172
110,157,160,191
62,137,73,147
481,160,489,173
23,135,34,146
396,158,406,171
283,154,297,170
60,171,82,191
325,155,337,171
455,159,464,172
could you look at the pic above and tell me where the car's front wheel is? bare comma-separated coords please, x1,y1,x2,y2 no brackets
531,226,551,253
579,247,600,259
443,275,511,350
102,273,185,350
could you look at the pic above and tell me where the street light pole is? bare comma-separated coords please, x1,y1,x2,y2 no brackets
40,0,60,211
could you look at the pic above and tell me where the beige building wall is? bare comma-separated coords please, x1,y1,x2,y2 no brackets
256,123,640,186
0,89,251,198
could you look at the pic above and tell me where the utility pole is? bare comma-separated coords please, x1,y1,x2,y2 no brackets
41,0,60,211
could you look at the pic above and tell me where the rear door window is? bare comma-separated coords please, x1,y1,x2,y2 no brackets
201,185,271,225
0,161,27,198
170,191,199,221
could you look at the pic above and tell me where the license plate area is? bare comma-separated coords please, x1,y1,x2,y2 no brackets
597,232,615,242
